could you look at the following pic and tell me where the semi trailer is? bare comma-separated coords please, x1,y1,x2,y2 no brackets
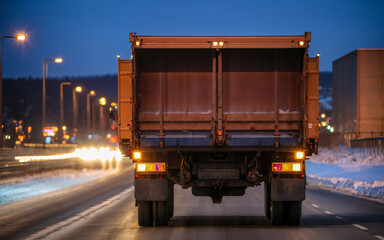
113,32,319,226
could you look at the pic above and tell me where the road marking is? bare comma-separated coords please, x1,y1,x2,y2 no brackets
375,235,384,240
311,204,319,208
335,215,343,219
352,224,368,231
324,210,333,215
26,186,134,240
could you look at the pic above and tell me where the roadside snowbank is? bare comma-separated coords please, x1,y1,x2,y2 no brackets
307,146,384,199
0,169,114,206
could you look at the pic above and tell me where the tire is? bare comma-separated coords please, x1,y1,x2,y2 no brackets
167,184,174,219
154,201,168,226
286,201,302,226
264,182,271,220
270,201,284,226
138,201,153,226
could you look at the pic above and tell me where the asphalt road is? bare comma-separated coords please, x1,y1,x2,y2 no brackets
1,162,383,240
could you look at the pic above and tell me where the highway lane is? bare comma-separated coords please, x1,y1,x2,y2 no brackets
0,161,134,240
4,168,380,240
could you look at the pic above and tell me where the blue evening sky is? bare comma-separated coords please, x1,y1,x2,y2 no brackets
1,0,383,78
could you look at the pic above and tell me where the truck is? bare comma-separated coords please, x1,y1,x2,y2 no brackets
332,49,384,146
114,32,319,226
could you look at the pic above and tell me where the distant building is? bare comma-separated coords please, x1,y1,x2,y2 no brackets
332,49,384,146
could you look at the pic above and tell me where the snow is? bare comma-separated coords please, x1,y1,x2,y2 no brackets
307,146,384,199
0,169,114,206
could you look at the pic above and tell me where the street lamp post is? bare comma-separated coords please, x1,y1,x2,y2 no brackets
42,58,62,136
0,34,26,147
60,82,71,128
87,90,96,137
99,97,106,135
72,86,82,129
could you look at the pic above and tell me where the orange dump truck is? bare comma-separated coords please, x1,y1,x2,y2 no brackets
114,32,319,226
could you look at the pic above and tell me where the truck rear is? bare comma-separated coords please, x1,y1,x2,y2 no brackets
116,32,319,226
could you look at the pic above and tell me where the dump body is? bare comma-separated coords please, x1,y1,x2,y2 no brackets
117,33,319,227
333,49,384,145
119,33,319,154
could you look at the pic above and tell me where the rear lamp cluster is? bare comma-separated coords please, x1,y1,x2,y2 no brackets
272,162,302,172
136,163,166,172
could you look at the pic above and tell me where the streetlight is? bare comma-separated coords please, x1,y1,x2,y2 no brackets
99,97,106,134
87,90,96,137
60,82,71,128
0,34,26,146
42,58,62,134
72,86,82,129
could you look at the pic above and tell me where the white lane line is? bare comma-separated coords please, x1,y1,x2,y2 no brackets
375,235,384,240
324,210,333,215
352,224,368,231
311,203,319,208
335,216,343,219
26,186,134,240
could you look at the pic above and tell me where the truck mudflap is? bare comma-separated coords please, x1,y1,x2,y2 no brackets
134,179,168,201
271,178,305,201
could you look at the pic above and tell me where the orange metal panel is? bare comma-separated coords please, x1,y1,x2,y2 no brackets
118,60,133,148
306,57,319,140
357,50,384,138
131,33,311,49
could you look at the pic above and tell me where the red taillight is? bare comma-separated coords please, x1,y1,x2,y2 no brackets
272,163,282,172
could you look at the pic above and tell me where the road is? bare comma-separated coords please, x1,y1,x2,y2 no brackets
0,162,383,240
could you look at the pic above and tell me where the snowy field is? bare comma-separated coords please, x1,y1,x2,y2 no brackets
307,146,384,199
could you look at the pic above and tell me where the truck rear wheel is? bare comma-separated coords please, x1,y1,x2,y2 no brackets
138,201,153,226
154,201,168,226
264,182,271,220
286,201,302,226
270,201,284,226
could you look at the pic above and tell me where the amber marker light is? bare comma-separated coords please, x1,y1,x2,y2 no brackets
219,41,224,46
212,42,218,46
136,41,140,46
132,150,142,160
16,34,26,41
295,151,305,160
299,41,305,46
90,90,96,96
55,58,63,63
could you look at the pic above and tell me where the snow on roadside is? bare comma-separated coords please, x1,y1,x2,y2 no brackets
0,169,114,206
307,146,384,199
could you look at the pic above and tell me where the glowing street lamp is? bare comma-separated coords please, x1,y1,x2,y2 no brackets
99,97,106,106
42,58,63,135
0,34,27,146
